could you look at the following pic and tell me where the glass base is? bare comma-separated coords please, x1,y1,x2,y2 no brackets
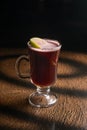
28,87,57,108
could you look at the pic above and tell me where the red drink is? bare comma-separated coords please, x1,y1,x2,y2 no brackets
15,37,61,107
28,39,61,87
15,38,61,107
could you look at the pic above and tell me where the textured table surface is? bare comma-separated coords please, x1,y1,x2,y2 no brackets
0,48,87,130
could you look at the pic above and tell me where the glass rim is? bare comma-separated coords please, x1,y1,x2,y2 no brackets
27,39,62,52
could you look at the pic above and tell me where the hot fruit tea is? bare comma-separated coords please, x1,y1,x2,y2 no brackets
15,37,61,107
28,39,61,87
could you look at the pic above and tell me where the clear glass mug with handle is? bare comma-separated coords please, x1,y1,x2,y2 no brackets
15,38,61,108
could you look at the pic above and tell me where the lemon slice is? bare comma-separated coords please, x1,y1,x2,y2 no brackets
30,37,42,48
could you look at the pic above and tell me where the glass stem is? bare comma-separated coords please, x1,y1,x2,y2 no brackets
37,87,50,94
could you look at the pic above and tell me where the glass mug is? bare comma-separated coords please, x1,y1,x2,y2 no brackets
15,39,61,108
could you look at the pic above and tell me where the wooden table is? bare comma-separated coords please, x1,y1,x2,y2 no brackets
0,48,87,130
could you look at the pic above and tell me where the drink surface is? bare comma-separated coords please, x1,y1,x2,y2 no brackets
29,39,61,52
28,39,61,87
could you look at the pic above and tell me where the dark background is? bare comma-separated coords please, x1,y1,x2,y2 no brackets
0,0,87,52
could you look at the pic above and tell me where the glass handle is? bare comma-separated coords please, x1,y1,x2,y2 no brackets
15,55,30,78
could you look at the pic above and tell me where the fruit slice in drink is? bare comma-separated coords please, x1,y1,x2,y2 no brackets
30,37,46,48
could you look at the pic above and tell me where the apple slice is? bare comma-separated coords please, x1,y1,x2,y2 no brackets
30,37,42,48
30,37,47,49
